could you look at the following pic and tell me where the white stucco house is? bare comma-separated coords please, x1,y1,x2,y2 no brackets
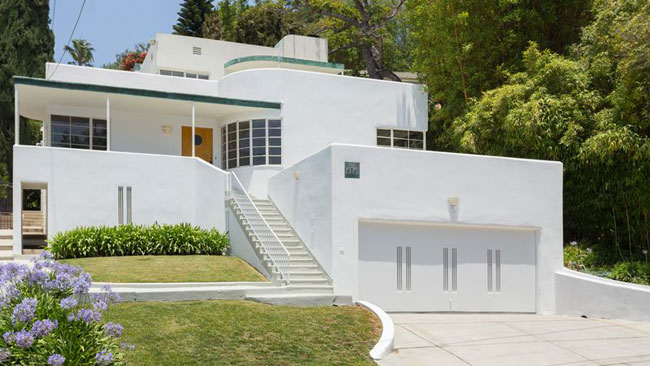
12,33,571,314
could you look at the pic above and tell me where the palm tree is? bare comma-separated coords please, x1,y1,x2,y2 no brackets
64,39,94,66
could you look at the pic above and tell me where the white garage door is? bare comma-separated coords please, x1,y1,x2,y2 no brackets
358,222,536,312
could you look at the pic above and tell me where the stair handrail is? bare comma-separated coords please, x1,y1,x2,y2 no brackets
228,172,290,285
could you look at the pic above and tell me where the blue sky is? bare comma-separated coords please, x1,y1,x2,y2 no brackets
50,0,182,67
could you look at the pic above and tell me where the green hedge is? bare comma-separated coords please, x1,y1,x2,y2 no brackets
48,223,230,259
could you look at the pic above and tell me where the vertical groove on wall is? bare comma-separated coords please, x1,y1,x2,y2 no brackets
396,246,403,292
443,247,448,292
487,249,493,293
117,186,123,225
406,246,412,292
452,248,458,292
496,249,501,293
126,186,132,224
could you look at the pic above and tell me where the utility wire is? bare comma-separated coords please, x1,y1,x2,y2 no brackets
48,0,87,80
51,0,56,32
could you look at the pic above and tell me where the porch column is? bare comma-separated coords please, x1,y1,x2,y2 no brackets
106,94,111,151
191,102,196,157
14,87,19,145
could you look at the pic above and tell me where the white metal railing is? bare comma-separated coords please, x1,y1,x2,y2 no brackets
227,172,290,284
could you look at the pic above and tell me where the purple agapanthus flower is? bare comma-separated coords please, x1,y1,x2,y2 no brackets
0,348,10,362
11,297,37,325
95,350,114,366
104,322,123,338
93,300,108,312
70,309,102,324
69,272,92,294
3,331,15,344
59,297,77,310
47,353,65,366
13,330,34,349
32,319,59,338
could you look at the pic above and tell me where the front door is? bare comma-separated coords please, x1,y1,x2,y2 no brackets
182,126,213,163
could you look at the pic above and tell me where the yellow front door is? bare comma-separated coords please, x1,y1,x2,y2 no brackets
182,126,213,163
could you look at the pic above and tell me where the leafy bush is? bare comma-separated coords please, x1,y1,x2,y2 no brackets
0,252,129,365
608,262,650,286
48,223,230,259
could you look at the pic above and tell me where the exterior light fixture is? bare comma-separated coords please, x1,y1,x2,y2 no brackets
161,125,173,135
447,197,459,222
294,171,302,180
434,103,442,111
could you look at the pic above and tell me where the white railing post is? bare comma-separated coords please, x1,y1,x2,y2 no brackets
14,87,19,145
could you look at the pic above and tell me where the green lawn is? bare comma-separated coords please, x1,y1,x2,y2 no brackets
60,255,267,283
106,300,380,366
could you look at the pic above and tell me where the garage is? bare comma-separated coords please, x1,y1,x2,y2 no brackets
358,221,537,312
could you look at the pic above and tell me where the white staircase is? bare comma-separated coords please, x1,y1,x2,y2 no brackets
0,230,13,260
226,173,337,305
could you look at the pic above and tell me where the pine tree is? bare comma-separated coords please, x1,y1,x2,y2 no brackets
0,0,54,192
173,0,215,37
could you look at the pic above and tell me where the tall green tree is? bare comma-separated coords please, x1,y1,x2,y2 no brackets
233,1,305,47
64,39,94,66
173,0,215,37
294,0,408,81
407,0,593,150
0,0,54,195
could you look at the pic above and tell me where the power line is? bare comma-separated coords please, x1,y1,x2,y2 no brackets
48,0,87,80
51,0,56,32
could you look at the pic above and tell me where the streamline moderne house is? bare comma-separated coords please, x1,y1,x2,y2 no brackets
12,33,565,314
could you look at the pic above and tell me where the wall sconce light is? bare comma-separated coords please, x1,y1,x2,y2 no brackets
294,171,302,180
161,125,173,135
447,197,459,222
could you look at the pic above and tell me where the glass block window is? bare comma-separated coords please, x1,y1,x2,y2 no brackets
221,119,281,169
51,115,107,150
376,128,425,150
159,69,209,80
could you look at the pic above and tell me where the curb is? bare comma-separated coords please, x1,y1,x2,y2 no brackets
356,300,394,360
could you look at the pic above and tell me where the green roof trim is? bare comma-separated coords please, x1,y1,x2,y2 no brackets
224,55,344,70
13,76,282,110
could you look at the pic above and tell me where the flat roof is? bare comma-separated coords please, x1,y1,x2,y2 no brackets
14,76,282,110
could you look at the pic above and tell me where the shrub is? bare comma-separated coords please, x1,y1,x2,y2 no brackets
0,252,129,365
48,223,230,259
608,262,650,286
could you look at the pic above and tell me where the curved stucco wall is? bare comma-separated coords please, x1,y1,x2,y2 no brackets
556,269,650,322
218,69,428,196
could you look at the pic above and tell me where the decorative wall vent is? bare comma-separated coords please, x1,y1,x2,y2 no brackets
192,47,202,55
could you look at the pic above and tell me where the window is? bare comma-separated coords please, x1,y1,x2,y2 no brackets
221,119,281,169
377,128,425,150
159,69,209,80
50,115,106,150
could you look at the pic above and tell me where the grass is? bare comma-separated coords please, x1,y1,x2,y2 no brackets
60,255,267,283
105,300,381,366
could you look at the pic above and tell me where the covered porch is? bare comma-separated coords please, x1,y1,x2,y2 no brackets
13,76,282,165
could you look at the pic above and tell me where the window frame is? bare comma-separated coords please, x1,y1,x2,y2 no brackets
221,118,282,169
159,69,209,80
49,115,107,151
376,128,425,150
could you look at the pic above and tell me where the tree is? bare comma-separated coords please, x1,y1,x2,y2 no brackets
294,0,408,81
0,0,54,190
64,39,94,66
407,0,593,150
173,0,215,37
233,1,305,47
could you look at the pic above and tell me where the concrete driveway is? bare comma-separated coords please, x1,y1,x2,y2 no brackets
378,313,650,366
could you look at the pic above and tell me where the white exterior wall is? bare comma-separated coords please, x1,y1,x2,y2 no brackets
556,269,650,322
141,34,329,81
220,69,428,197
12,146,227,255
269,144,564,313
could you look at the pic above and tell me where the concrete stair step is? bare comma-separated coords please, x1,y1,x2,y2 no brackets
289,273,327,281
289,278,330,285
288,265,320,272
0,245,12,251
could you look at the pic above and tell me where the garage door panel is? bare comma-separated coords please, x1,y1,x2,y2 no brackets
359,222,536,313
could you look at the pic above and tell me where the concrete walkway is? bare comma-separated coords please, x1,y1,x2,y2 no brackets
379,313,650,366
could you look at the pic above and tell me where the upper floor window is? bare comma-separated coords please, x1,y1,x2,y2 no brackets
377,128,424,150
50,115,107,150
159,69,209,80
221,119,281,169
